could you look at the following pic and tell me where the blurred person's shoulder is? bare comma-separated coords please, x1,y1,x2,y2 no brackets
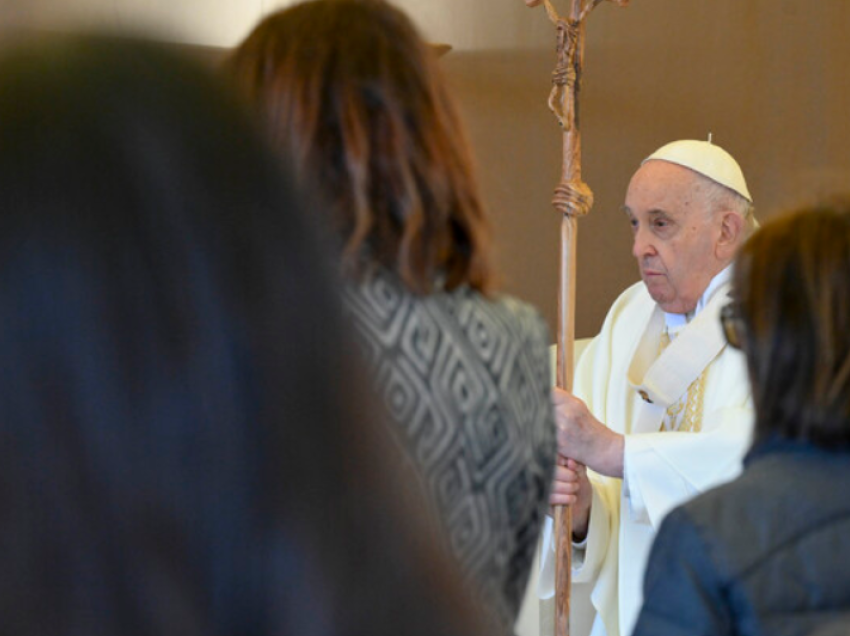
674,439,850,576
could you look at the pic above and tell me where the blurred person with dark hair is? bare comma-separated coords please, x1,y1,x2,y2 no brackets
228,1,557,631
0,34,486,636
633,199,850,636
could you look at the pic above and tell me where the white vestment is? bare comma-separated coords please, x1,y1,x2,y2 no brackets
538,276,754,636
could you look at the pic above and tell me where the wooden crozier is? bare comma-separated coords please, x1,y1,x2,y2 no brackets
520,1,629,635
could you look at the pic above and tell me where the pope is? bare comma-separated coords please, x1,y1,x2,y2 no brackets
538,139,758,636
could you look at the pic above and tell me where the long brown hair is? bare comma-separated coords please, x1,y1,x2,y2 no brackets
0,33,485,636
228,0,494,294
733,198,850,447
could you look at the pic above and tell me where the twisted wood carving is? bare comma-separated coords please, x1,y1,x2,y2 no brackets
521,2,630,635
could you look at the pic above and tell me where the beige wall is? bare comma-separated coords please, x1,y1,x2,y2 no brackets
447,1,850,337
6,1,850,338
4,0,548,48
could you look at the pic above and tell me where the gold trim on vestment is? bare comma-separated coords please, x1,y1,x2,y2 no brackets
657,329,705,433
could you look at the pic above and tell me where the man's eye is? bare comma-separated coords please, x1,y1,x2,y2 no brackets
653,219,668,229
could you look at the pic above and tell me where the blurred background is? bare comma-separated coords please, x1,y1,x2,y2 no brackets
4,0,849,338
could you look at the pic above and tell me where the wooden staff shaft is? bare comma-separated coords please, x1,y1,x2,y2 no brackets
523,1,628,632
554,211,577,636
556,134,581,391
554,3,586,634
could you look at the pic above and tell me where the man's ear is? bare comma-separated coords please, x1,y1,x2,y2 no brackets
716,210,744,260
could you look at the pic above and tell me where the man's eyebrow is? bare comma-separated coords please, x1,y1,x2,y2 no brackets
647,208,672,218
622,206,672,217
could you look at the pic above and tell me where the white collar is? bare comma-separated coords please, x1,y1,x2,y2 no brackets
664,265,732,333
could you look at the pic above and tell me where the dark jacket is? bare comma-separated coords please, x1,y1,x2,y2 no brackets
632,438,850,636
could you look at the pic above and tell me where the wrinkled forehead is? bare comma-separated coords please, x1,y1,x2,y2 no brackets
624,160,711,217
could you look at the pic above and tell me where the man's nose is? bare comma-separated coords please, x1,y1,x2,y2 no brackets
632,227,655,260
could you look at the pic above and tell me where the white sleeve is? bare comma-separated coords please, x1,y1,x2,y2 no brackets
623,404,753,529
537,286,642,599
537,476,618,598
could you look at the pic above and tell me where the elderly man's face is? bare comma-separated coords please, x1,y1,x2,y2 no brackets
624,161,725,315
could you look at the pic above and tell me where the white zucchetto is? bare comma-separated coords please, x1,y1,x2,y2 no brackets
643,139,752,202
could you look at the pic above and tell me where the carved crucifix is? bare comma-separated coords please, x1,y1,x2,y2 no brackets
521,1,629,635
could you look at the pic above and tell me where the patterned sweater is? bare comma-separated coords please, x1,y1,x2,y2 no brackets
344,269,557,633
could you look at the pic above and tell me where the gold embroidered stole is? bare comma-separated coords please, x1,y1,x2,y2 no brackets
627,287,728,437
657,329,706,433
